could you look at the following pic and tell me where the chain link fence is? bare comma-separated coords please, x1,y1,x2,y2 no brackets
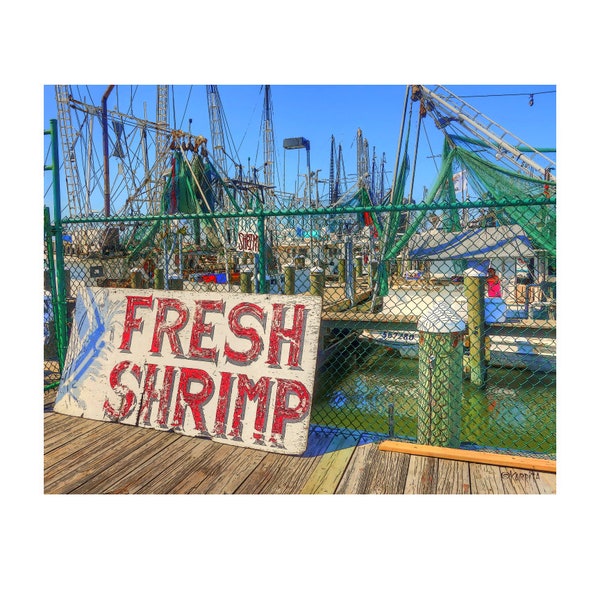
44,198,556,458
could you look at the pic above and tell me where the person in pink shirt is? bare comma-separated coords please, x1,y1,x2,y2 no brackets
486,267,502,297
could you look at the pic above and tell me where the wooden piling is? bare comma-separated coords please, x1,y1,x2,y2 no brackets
464,271,487,387
354,256,363,277
240,266,253,293
129,269,143,289
338,258,346,284
284,264,295,295
310,267,325,297
153,268,164,290
417,303,465,448
168,277,184,291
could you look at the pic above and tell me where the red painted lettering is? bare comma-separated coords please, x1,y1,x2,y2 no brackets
188,299,224,363
119,295,153,351
266,303,306,367
139,363,176,427
269,378,311,446
229,374,272,440
104,360,143,420
213,371,235,437
224,302,265,364
170,367,214,433
150,298,189,355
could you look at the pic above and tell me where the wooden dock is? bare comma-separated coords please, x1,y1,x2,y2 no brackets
44,391,555,495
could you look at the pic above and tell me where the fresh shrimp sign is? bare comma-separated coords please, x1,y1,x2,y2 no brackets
54,287,322,454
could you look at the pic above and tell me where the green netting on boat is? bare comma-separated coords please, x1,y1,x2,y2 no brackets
374,138,556,295
452,146,556,256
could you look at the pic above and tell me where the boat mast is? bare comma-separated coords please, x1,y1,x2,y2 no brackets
55,85,87,218
152,85,170,214
262,85,275,191
414,85,556,181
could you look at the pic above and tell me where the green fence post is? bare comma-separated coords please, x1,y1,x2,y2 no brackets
257,212,266,293
464,269,487,388
417,302,465,448
46,119,68,370
44,207,61,370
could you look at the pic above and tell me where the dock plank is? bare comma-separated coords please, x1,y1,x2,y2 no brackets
42,412,555,495
469,462,504,494
167,443,242,494
43,414,106,453
44,419,137,473
183,446,269,494
499,468,546,494
234,429,336,494
300,435,358,494
134,436,223,494
534,471,557,494
45,425,160,493
72,432,185,493
436,458,471,494
335,440,410,494
97,436,198,494
404,455,438,494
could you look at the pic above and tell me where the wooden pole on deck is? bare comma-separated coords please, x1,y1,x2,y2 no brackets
417,302,465,448
284,264,295,295
310,266,325,297
464,270,487,388
240,266,253,293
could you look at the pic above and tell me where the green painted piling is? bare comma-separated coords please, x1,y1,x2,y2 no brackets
338,258,346,283
154,267,164,290
464,271,487,387
284,264,295,295
370,260,379,283
417,304,465,448
169,277,184,291
240,267,253,293
310,267,325,297
355,256,363,277
130,269,143,289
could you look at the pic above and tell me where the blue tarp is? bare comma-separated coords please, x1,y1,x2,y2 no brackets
407,225,534,260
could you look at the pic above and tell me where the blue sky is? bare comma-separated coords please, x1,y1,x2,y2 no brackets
43,84,555,213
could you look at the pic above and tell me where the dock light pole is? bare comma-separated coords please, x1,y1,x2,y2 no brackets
283,137,315,265
101,85,115,217
283,137,311,205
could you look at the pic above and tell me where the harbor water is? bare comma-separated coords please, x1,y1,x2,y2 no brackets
312,337,556,456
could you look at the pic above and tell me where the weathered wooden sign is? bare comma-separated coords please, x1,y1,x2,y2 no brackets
54,287,322,455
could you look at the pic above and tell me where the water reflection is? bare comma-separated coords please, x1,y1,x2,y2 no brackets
314,339,555,455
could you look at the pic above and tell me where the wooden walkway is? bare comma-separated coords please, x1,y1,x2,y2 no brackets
44,392,555,495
